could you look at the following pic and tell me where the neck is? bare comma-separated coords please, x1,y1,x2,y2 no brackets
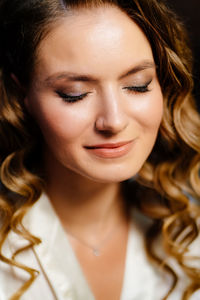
43,157,128,238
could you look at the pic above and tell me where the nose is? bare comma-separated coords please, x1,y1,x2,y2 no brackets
95,89,128,134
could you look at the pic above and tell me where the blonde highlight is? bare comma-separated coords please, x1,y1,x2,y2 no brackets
0,0,199,299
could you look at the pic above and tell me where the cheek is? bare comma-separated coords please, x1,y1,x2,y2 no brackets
130,88,163,131
28,98,94,143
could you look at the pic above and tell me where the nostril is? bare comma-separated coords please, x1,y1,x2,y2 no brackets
95,115,128,134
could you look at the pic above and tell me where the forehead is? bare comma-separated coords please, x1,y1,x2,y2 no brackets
35,5,153,80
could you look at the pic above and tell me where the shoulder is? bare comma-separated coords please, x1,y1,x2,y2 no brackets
128,210,200,300
0,232,56,300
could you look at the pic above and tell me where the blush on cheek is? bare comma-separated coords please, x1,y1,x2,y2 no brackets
132,92,163,129
34,105,92,142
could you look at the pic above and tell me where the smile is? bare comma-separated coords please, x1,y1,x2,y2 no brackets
85,140,134,159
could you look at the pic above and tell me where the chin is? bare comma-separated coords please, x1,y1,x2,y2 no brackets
84,168,140,184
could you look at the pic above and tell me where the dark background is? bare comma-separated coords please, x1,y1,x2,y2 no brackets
166,0,200,108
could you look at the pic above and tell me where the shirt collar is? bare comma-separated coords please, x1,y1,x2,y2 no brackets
24,193,95,300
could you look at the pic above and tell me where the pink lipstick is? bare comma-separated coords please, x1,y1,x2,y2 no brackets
85,140,134,158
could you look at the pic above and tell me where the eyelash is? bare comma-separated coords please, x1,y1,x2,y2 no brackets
56,91,89,103
56,80,152,103
123,79,152,93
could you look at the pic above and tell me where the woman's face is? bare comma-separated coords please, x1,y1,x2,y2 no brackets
26,5,163,183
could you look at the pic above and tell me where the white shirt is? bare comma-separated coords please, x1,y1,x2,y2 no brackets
0,193,199,300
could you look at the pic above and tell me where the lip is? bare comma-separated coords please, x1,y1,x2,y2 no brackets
84,140,134,158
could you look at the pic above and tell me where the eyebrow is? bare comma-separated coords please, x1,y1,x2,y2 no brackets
44,60,156,84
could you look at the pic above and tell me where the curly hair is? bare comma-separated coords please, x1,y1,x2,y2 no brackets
0,0,199,299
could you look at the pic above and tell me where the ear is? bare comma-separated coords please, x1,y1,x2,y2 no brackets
11,73,30,111
23,96,31,114
11,73,21,87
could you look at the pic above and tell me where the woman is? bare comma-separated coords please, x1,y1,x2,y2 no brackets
0,0,199,299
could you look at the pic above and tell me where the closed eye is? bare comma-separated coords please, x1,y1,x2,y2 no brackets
56,91,89,103
123,79,152,93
